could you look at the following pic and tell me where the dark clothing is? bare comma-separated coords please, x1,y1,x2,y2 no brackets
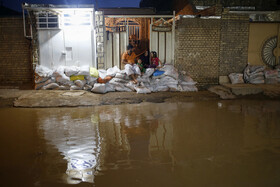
140,51,150,68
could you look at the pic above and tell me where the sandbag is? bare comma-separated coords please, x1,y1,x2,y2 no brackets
105,83,116,92
91,83,107,94
70,75,85,81
74,80,86,88
135,86,151,94
179,85,198,92
98,69,107,79
228,73,244,84
142,68,155,78
264,70,278,78
35,79,54,90
162,64,179,80
83,84,93,91
35,65,53,77
70,85,83,90
42,83,59,90
64,66,80,77
106,66,120,77
76,66,90,76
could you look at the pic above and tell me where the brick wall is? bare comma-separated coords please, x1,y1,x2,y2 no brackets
219,14,249,75
175,17,221,85
0,17,33,88
174,14,249,86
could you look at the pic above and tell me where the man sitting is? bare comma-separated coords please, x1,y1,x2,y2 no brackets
121,44,141,84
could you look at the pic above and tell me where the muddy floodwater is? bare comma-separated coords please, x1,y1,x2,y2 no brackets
0,100,280,187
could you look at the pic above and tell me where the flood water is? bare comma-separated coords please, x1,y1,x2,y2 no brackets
0,100,280,187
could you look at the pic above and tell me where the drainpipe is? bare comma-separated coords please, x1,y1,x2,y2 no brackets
22,3,32,39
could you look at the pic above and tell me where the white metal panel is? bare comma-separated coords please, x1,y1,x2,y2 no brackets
166,32,172,63
151,31,158,53
106,32,113,68
38,30,65,68
113,32,120,68
158,32,165,63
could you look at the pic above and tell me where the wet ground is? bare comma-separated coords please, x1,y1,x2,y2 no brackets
0,100,280,187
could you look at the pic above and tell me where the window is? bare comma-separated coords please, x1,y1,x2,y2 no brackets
36,12,59,29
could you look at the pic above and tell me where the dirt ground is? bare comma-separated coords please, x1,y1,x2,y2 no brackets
0,83,279,108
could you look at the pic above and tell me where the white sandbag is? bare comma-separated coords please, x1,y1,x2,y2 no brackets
249,72,264,80
109,78,130,85
154,85,169,92
135,86,151,94
64,66,80,77
55,75,71,85
85,75,97,86
35,65,53,77
98,69,107,79
159,76,178,86
106,66,120,77
162,64,179,80
74,80,86,88
228,73,244,84
35,79,54,90
249,66,265,74
180,85,198,92
70,85,83,90
115,84,133,92
83,84,93,91
264,70,278,78
42,83,59,90
105,83,116,92
52,66,65,77
91,83,107,94
58,85,70,90
142,68,155,78
137,76,151,83
125,81,137,91
76,66,90,76
35,76,50,84
168,84,179,91
179,80,196,86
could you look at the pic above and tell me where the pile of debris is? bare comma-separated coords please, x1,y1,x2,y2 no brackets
228,64,280,84
34,64,198,94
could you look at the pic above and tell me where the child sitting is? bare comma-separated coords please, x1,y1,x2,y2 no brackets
149,51,162,69
137,58,146,74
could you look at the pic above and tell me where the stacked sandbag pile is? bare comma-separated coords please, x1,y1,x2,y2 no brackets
35,65,98,90
93,64,197,94
243,64,265,84
34,64,198,94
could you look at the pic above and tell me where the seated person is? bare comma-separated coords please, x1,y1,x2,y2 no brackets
121,44,141,84
149,51,163,69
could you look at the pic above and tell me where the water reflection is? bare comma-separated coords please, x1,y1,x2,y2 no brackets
36,100,280,186
39,109,100,184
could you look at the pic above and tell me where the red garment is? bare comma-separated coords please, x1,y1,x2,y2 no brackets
151,57,159,66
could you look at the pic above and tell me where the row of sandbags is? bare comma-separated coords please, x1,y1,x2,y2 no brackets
34,64,198,94
228,64,280,84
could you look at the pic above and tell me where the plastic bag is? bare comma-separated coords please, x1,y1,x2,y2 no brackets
90,67,99,78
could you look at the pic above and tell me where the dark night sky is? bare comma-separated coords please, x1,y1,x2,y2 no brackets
2,0,141,12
